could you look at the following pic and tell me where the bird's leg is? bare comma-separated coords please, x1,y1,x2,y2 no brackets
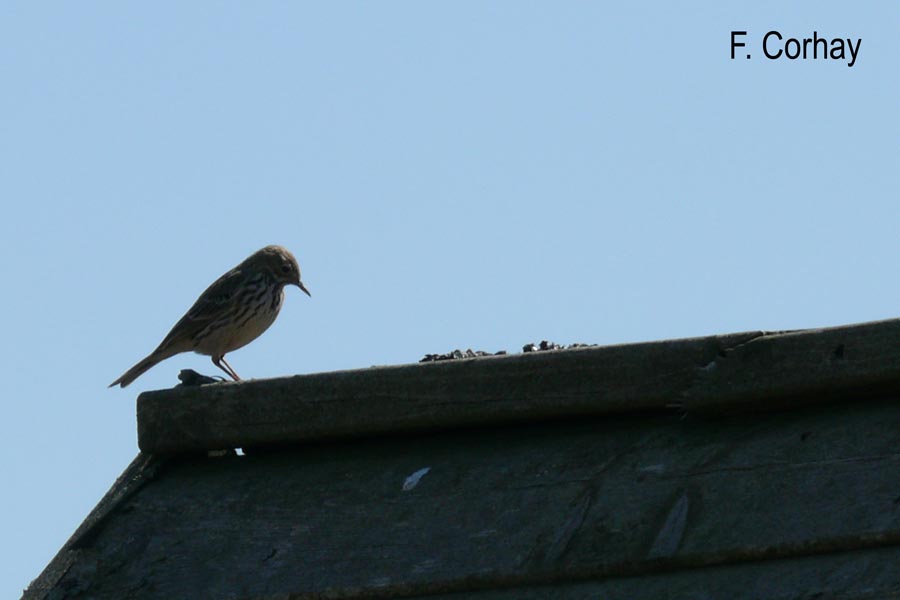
220,356,241,381
212,356,241,381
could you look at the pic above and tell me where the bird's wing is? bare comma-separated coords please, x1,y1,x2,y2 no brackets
153,267,246,353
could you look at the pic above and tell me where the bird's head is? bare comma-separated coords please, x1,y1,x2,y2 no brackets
254,245,311,296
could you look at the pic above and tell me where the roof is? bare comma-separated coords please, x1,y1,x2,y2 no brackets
137,319,900,454
24,319,900,599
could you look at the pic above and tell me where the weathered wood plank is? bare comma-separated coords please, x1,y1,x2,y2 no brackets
137,319,900,454
55,396,900,599
416,545,900,600
683,318,900,411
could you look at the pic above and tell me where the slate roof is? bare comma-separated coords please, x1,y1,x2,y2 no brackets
24,319,900,599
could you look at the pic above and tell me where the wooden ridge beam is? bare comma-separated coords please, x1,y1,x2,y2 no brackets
137,319,900,454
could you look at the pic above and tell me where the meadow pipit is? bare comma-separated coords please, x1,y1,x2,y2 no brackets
110,245,310,388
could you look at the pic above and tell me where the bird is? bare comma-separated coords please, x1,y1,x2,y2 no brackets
110,245,310,388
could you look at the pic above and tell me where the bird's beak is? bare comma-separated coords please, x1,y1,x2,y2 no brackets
297,281,311,297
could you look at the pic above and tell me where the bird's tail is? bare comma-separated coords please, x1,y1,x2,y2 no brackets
109,349,175,388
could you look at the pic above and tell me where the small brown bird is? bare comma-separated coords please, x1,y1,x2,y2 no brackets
110,245,310,388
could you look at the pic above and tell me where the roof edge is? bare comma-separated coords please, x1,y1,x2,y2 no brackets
136,318,900,454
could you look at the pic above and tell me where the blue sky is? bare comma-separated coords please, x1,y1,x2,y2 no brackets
1,2,896,596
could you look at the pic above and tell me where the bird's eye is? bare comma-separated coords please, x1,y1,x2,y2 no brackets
281,264,291,273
